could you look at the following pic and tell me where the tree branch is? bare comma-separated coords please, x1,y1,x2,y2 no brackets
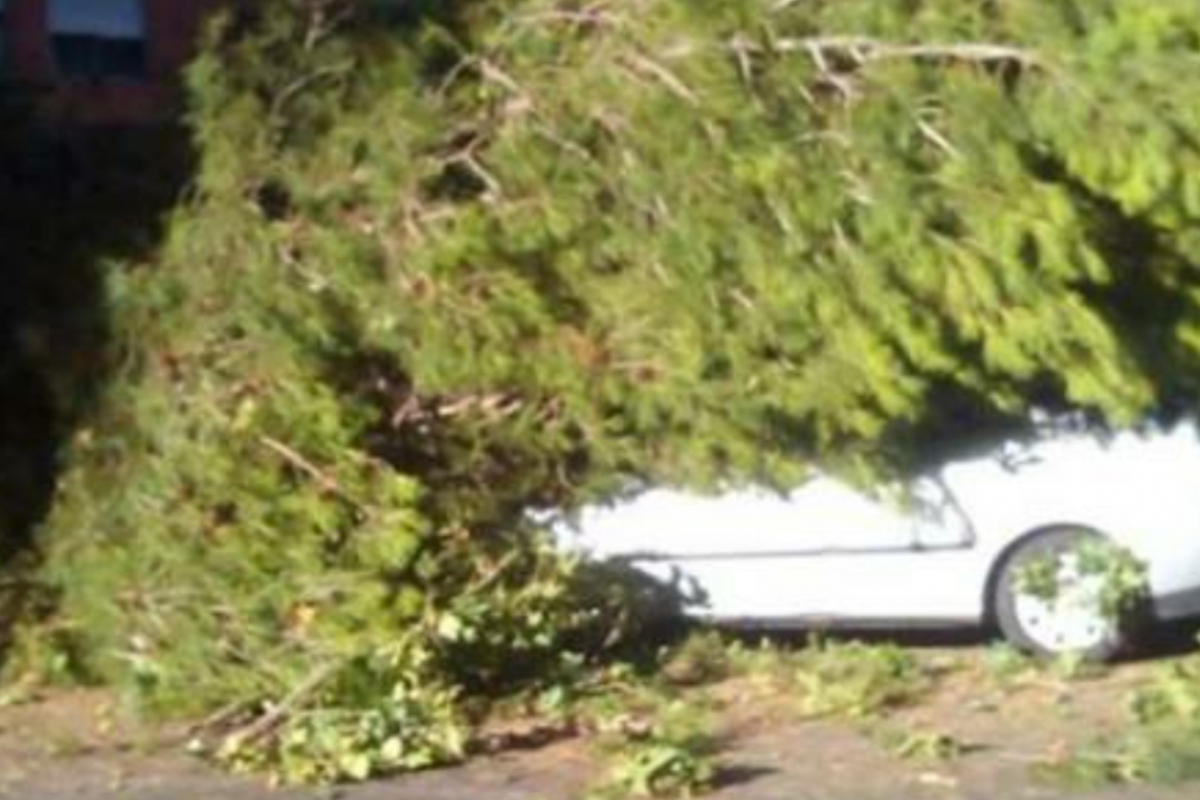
259,436,346,499
776,36,1043,71
619,52,701,106
221,661,342,750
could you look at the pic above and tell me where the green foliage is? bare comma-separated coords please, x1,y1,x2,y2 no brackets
20,0,1200,785
589,699,721,799
659,631,733,688
795,640,934,719
1040,655,1200,786
875,727,966,763
20,7,600,775
981,642,1038,688
592,741,717,799
1131,658,1200,726
980,641,1106,694
1014,536,1149,622
219,658,467,783
429,0,1200,476
719,637,942,719
722,639,805,691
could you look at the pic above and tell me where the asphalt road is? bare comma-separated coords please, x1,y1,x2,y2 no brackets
2,733,1196,800
3,647,1199,800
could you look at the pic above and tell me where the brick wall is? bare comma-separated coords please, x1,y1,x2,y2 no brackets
2,0,225,125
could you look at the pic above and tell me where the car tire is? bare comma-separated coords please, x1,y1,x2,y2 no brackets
993,528,1138,662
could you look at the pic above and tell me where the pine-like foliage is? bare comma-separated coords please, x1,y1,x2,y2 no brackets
22,0,1200,782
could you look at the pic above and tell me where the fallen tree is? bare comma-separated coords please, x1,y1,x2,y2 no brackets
16,0,1200,783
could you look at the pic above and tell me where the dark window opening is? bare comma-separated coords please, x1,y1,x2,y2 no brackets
49,0,148,84
53,34,147,83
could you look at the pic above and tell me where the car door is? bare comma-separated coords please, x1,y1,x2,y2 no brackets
780,476,984,623
619,478,976,623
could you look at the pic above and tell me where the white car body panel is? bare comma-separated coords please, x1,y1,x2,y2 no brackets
554,421,1200,628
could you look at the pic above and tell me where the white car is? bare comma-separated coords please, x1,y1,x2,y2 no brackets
554,420,1200,660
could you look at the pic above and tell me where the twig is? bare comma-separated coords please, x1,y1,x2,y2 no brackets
223,662,342,749
729,33,756,87
436,55,480,98
776,36,1043,71
269,61,353,119
619,52,701,106
471,718,580,755
463,550,523,597
532,123,596,166
443,150,504,199
513,8,624,30
479,59,527,97
916,118,962,159
301,0,355,53
259,436,344,499
177,701,253,743
390,392,528,429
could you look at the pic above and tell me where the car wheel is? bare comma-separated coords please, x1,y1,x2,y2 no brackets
993,528,1136,662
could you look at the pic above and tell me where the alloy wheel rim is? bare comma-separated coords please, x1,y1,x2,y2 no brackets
1013,554,1115,653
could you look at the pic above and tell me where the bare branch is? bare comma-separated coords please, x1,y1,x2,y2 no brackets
479,59,527,98
269,61,353,119
619,52,701,106
513,7,626,30
916,118,962,159
729,33,756,87
777,36,1043,71
259,436,346,499
391,392,528,430
221,661,342,750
